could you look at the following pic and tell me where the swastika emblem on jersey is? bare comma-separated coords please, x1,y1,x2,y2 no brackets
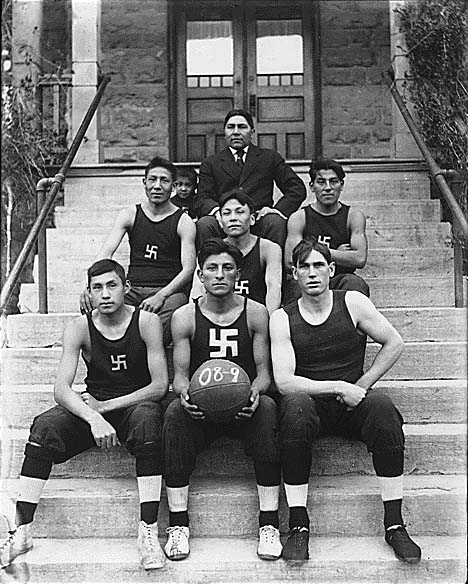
235,280,250,295
209,329,238,358
144,244,159,260
317,235,331,248
111,354,127,371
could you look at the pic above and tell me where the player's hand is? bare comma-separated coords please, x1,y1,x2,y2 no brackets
81,392,106,414
180,392,205,420
88,414,120,449
140,292,165,313
235,388,259,420
337,382,367,409
79,288,93,314
336,243,352,251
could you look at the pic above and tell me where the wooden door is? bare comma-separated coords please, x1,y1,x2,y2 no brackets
173,0,319,161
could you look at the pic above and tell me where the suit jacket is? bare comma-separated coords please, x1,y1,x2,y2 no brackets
195,145,306,218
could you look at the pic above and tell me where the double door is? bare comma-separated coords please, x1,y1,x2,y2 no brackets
174,0,320,161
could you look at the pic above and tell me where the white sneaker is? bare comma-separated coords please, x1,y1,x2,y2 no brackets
1,523,33,568
137,521,165,570
164,526,190,560
257,525,282,560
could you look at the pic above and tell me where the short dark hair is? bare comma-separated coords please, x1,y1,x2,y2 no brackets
219,189,256,214
87,259,126,286
223,109,255,129
308,159,346,182
292,238,332,267
197,238,244,270
176,166,198,186
145,156,177,182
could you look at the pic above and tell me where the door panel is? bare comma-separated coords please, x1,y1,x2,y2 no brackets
174,0,318,161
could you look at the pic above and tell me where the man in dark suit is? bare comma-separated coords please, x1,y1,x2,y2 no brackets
195,109,306,248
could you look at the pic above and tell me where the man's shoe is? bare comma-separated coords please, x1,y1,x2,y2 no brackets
385,525,422,564
164,526,190,561
281,526,309,561
137,521,166,570
257,525,282,560
1,524,33,568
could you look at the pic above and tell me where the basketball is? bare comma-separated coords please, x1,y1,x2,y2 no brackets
189,359,251,423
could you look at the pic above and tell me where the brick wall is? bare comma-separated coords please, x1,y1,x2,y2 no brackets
100,0,169,162
321,1,392,158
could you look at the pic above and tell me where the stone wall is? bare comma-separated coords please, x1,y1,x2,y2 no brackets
100,0,169,162
321,1,392,158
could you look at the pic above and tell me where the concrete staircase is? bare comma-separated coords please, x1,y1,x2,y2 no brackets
1,162,466,583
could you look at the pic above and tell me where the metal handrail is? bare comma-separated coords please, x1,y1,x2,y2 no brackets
0,74,111,315
382,67,467,307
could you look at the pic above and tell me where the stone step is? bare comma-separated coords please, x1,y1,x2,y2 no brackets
53,200,442,228
18,276,456,312
42,247,453,280
44,222,453,253
7,308,465,348
2,341,465,385
1,475,465,538
4,536,465,583
3,380,466,430
2,423,465,480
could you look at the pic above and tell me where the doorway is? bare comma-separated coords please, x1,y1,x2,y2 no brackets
172,0,321,161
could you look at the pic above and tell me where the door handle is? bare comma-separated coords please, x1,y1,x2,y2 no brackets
249,94,256,118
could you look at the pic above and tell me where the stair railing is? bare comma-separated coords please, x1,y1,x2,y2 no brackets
382,68,467,307
0,74,111,316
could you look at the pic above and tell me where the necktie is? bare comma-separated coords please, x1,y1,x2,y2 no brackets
235,150,244,170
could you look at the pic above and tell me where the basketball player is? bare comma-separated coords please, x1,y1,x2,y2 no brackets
2,259,168,570
270,239,421,563
163,239,282,561
79,156,196,346
191,190,282,314
284,159,369,303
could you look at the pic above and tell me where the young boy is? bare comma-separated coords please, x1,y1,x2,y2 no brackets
172,166,198,219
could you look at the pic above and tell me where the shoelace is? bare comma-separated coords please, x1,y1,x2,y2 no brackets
261,525,277,543
166,526,185,551
143,525,157,551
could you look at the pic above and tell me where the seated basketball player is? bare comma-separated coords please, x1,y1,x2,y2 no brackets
1,260,168,570
191,190,282,314
284,158,369,303
270,239,421,563
163,239,282,561
79,156,196,346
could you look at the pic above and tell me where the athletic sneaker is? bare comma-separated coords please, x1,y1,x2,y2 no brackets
164,526,190,560
0,524,33,568
137,520,166,570
257,525,282,560
385,525,421,564
281,526,309,561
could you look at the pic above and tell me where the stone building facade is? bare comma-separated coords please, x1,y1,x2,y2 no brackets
13,0,418,164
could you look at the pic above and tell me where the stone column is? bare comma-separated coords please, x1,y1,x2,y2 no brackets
71,0,101,163
12,0,42,86
388,0,420,158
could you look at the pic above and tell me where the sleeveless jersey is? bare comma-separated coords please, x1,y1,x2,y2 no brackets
234,238,267,305
303,204,353,275
84,308,151,400
127,205,183,287
190,297,256,382
284,291,366,383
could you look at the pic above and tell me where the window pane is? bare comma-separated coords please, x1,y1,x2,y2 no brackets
256,19,303,75
187,21,233,76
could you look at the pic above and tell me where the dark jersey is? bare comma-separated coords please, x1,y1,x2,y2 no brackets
127,205,183,287
304,204,353,275
234,237,267,305
83,308,151,400
284,291,367,384
171,194,196,219
189,297,256,382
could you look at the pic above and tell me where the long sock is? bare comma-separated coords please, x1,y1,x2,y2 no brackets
166,485,189,527
372,451,404,530
137,476,162,524
284,483,309,530
383,499,403,530
257,484,280,528
16,454,52,526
